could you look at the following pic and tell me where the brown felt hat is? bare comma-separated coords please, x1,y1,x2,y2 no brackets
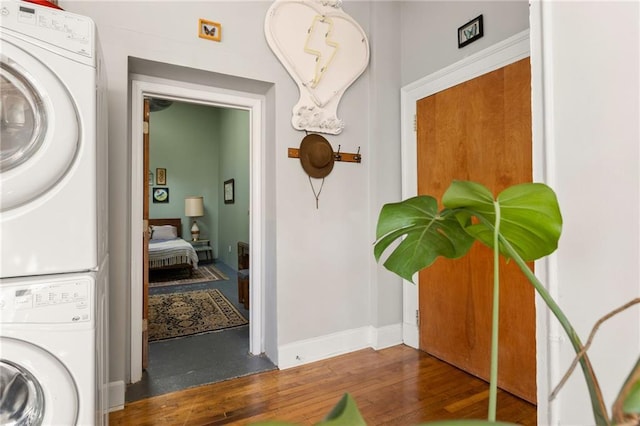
299,134,335,179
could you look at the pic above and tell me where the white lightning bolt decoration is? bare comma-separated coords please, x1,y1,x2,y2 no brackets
304,15,339,88
264,0,370,134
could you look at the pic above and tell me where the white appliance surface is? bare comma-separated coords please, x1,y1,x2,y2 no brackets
0,0,108,278
0,265,108,425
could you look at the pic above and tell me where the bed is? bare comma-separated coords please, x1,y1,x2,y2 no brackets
148,218,199,275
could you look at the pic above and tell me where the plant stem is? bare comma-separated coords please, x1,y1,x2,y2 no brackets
488,201,501,422
552,298,640,400
499,236,611,426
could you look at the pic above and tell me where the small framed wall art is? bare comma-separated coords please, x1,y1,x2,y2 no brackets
198,18,221,42
458,14,483,48
224,179,234,204
156,168,166,185
152,187,169,203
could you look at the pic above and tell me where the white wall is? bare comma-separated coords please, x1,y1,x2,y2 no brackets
217,108,251,266
533,2,640,424
61,0,399,398
368,2,403,331
400,1,530,85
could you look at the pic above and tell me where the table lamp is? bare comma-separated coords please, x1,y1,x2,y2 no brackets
184,196,204,241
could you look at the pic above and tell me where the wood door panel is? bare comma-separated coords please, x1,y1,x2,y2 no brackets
142,98,150,370
417,58,535,403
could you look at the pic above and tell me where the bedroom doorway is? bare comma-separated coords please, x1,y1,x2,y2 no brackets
140,97,256,393
131,96,275,399
130,75,270,386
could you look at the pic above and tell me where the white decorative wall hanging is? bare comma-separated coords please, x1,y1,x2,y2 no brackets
264,0,370,135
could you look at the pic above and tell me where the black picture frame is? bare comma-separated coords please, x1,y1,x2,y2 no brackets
224,179,235,204
152,187,169,203
458,15,484,48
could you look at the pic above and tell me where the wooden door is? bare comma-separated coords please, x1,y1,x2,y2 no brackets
142,99,150,369
417,58,536,403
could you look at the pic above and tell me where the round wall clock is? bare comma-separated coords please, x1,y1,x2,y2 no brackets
152,187,169,203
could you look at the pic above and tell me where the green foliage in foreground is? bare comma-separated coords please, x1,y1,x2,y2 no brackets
374,181,639,426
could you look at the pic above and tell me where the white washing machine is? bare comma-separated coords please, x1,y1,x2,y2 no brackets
0,2,109,424
0,258,108,425
0,0,108,278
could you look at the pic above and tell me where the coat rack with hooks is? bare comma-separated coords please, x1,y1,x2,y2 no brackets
288,145,362,163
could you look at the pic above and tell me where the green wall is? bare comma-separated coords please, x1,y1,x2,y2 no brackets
217,108,250,267
149,101,249,264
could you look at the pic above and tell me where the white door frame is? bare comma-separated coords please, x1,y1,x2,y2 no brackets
130,75,265,383
399,30,551,420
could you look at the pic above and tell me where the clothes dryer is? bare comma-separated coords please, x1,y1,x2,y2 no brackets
0,260,108,425
0,1,108,278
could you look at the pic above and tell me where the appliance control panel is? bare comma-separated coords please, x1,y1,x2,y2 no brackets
0,1,94,60
0,278,92,324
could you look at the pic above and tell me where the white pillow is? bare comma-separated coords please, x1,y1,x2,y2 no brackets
151,225,177,240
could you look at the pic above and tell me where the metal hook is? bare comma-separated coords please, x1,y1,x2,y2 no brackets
354,146,361,163
334,144,342,161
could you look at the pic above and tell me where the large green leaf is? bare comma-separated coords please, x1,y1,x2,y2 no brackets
443,181,562,261
374,195,474,282
318,394,366,425
623,379,640,414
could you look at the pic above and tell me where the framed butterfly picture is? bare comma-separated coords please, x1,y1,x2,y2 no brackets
198,19,221,42
458,15,483,48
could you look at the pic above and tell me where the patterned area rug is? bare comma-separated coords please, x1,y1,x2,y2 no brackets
149,264,229,288
148,289,248,342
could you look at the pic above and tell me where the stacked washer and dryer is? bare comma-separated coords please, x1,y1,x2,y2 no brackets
0,1,109,425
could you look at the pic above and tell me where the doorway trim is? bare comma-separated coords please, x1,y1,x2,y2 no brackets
130,76,265,383
400,29,550,418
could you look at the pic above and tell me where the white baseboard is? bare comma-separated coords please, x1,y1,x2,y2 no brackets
403,322,419,349
108,380,125,412
371,323,403,350
278,324,403,369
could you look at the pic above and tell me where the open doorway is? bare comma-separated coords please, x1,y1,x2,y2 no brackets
126,98,274,401
129,74,273,391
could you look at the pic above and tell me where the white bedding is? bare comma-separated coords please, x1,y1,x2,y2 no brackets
148,238,199,269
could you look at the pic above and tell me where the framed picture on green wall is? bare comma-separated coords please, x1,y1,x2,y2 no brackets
224,179,234,204
156,168,166,185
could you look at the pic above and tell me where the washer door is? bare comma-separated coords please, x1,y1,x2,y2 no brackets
0,38,78,211
0,337,78,425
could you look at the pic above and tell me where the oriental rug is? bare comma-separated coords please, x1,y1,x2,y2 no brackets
148,289,248,342
149,264,229,288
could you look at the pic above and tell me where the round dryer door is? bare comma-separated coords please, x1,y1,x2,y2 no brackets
0,337,78,425
0,38,78,211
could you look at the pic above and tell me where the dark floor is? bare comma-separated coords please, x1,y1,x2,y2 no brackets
125,260,277,402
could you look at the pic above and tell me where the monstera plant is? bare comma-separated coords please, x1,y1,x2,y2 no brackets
258,180,640,425
373,180,640,426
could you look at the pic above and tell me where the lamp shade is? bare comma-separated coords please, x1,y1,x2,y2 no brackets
185,196,204,217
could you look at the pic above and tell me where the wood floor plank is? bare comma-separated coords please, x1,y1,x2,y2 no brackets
109,345,536,425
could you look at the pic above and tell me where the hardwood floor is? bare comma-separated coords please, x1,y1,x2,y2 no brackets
109,345,536,425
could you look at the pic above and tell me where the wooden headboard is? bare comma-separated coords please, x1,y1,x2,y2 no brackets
149,218,182,238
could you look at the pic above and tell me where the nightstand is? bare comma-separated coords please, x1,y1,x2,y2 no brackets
189,239,213,262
